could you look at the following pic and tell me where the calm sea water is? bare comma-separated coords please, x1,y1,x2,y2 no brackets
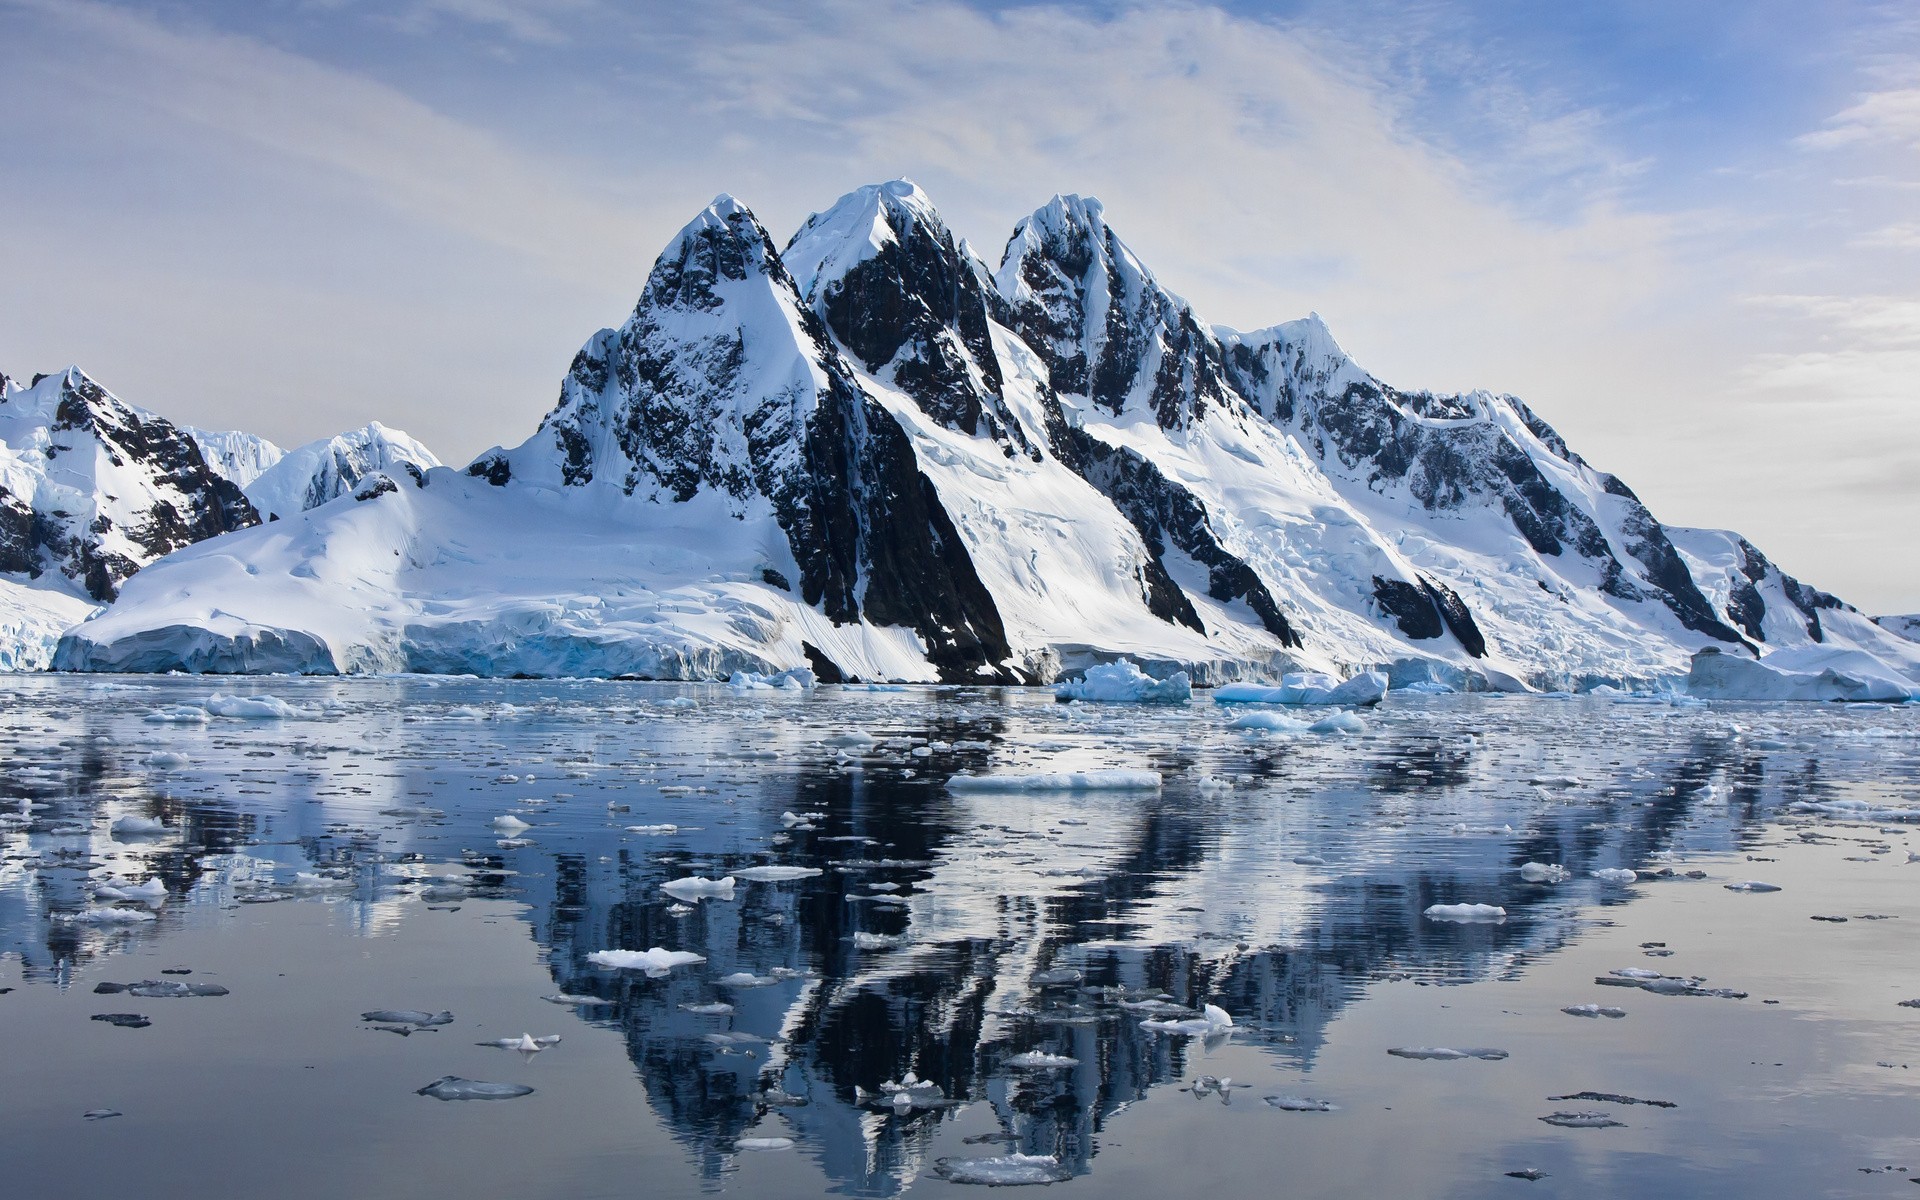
3,675,1917,1199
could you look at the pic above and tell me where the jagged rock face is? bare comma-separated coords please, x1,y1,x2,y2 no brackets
501,197,1016,680
786,182,1034,457
0,369,258,601
244,422,441,520
996,195,1239,429
1218,319,1745,646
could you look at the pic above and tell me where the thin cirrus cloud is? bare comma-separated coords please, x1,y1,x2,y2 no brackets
0,0,1915,609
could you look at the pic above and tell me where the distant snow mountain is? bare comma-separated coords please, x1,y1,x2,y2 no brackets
185,426,284,490
243,422,441,521
45,182,1920,692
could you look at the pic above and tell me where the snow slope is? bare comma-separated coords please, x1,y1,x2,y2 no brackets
186,426,284,490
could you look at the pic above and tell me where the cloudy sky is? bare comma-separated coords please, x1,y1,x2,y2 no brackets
2,0,1915,610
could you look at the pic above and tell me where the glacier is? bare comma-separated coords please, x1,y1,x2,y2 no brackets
19,182,1920,695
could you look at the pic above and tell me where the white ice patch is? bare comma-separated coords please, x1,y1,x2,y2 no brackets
662,875,736,901
202,693,303,720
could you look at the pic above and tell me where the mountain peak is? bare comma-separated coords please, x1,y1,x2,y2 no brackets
783,179,945,301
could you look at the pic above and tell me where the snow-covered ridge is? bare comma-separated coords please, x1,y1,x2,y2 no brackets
245,422,441,521
36,181,1920,694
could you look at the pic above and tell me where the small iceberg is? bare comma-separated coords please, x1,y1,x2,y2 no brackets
733,865,824,882
735,1137,795,1151
661,875,736,901
1519,863,1569,883
478,1033,561,1053
587,947,706,975
1592,868,1637,884
947,770,1161,792
1005,1051,1079,1069
416,1076,534,1101
1387,1046,1509,1061
1264,1095,1337,1112
202,692,303,719
1141,1003,1234,1037
1423,903,1507,923
110,815,167,837
362,1009,452,1026
1213,671,1388,707
1723,881,1782,893
1054,659,1191,704
728,668,816,692
933,1154,1070,1186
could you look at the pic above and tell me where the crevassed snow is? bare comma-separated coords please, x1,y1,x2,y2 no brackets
244,422,441,521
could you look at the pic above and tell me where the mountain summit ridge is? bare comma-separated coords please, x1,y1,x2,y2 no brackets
39,180,1920,692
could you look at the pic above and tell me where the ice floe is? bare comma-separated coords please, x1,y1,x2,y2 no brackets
732,865,825,882
1386,1046,1509,1060
661,875,736,901
932,1154,1070,1185
415,1076,534,1101
587,947,707,975
202,692,303,719
1424,903,1507,923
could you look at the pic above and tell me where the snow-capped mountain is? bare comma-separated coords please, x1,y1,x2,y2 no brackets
1,368,263,668
46,182,1920,692
244,422,441,521
186,426,284,490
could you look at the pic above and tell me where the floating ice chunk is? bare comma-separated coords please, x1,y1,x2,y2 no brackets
416,1076,534,1101
1054,660,1191,704
83,1109,123,1121
479,1033,561,1052
1724,881,1782,893
933,1154,1070,1186
94,878,167,904
1549,1090,1676,1108
119,980,227,998
679,1002,735,1015
288,872,352,891
1591,868,1637,884
662,875,736,901
1539,1111,1625,1128
1519,863,1570,883
728,668,815,691
1264,1095,1337,1112
947,770,1161,792
735,1137,795,1151
110,815,167,837
717,972,778,988
362,1009,451,1026
733,865,824,882
626,824,679,835
588,948,706,975
202,692,302,719
1142,1003,1234,1037
1005,1052,1079,1069
63,906,156,925
1608,968,1667,980
144,706,209,724
145,751,191,770
853,931,903,950
1227,710,1312,733
659,696,698,711
1561,1005,1628,1019
543,994,608,1006
1424,903,1507,923
1387,1046,1509,1060
1309,712,1366,735
93,1012,151,1027
1292,854,1328,866
825,732,877,749
492,815,531,833
1030,967,1083,986
1213,671,1387,707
